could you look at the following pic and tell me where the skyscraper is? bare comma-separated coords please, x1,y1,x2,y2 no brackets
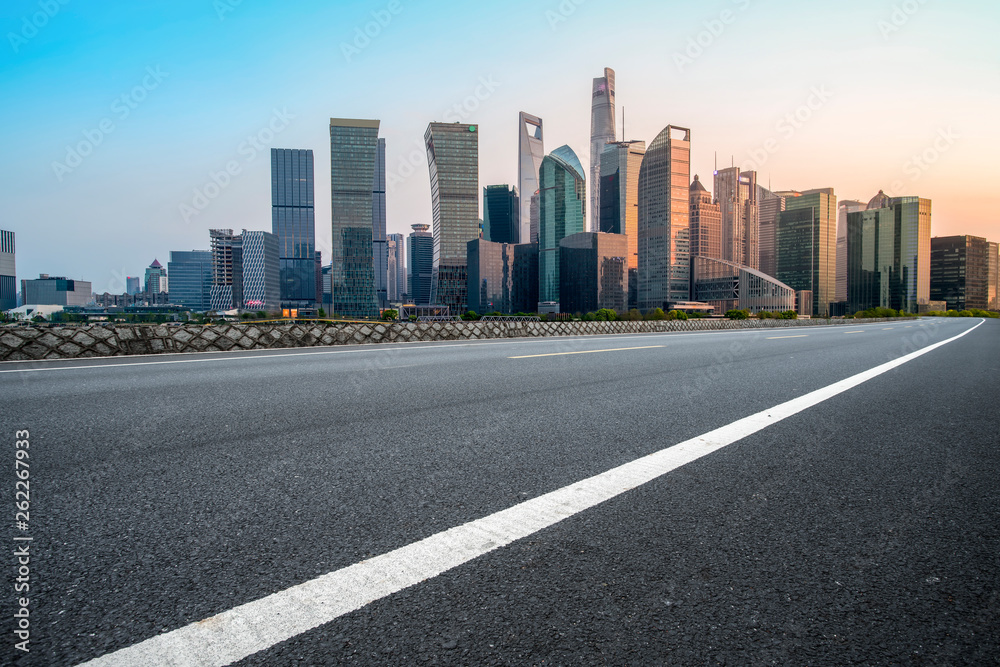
775,188,837,317
714,167,759,269
483,184,519,245
126,276,140,295
518,112,544,244
757,186,786,278
930,235,991,311
837,199,866,303
271,148,317,311
637,125,691,311
240,230,281,311
599,141,646,268
372,137,388,308
559,232,629,315
466,239,538,315
0,230,15,311
846,192,931,315
407,223,434,305
989,241,999,311
425,122,479,312
167,250,213,312
331,118,381,319
144,259,167,295
689,175,722,260
209,229,242,311
387,232,406,302
590,67,616,233
538,145,586,308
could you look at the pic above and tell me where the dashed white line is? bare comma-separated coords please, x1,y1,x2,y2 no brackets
77,320,984,667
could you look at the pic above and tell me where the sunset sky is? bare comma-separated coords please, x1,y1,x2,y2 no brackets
2,0,998,292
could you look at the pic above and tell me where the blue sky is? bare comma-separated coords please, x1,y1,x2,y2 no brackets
2,0,998,292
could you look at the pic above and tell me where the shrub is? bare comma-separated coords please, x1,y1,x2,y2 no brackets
779,310,798,320
725,309,749,320
645,308,666,321
594,308,617,322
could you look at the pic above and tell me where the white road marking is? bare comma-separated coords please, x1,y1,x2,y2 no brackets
766,335,808,340
509,345,664,359
77,319,984,667
844,331,865,334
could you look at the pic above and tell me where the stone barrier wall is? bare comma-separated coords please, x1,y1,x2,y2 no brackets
0,318,916,362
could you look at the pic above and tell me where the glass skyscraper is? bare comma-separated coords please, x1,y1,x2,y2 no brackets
167,250,213,312
466,239,538,315
240,230,281,311
425,122,479,312
689,175,722,260
372,138,388,308
776,188,837,317
271,148,317,310
0,230,15,311
483,184,519,245
837,199,866,303
518,112,544,244
538,145,586,308
930,234,990,311
714,167,759,270
637,125,691,311
599,140,645,271
559,232,628,315
330,119,381,319
757,186,786,279
590,67,616,233
144,259,166,295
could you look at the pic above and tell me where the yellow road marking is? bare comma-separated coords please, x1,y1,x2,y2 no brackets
509,345,664,359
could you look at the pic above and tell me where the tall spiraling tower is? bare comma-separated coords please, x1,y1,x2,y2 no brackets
518,112,544,244
590,67,616,233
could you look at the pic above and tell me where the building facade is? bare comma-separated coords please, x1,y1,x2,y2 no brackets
425,122,479,312
689,175,722,260
714,167,759,269
757,186,785,278
144,259,167,295
271,148,317,310
407,224,434,305
240,230,281,311
637,125,691,311
331,119,381,318
0,229,14,311
775,188,837,316
846,193,931,314
837,199,866,303
21,275,92,307
372,137,388,308
599,141,646,269
466,239,539,314
518,112,544,244
209,228,242,311
559,232,628,315
126,276,141,296
167,250,213,311
589,67,616,233
538,145,587,308
989,241,999,310
930,235,991,311
483,184,519,245
691,256,795,314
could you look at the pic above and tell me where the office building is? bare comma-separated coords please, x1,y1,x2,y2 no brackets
931,235,991,311
689,175,722,260
989,241,999,310
0,230,14,311
692,256,796,314
714,167,759,269
21,274,92,307
271,148,317,310
559,232,628,314
144,259,167,295
167,250,213,311
758,186,785,278
775,188,837,316
518,112,545,244
483,185,519,245
837,199,866,303
388,232,406,302
538,145,587,308
209,228,242,311
846,192,931,314
637,125,691,311
425,122,480,312
240,230,281,311
466,239,538,314
330,119,381,318
599,141,645,267
590,67,616,232
126,276,140,296
372,138,388,308
408,223,434,305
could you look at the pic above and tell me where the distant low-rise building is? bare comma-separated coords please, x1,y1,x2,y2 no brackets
21,274,92,307
692,256,795,314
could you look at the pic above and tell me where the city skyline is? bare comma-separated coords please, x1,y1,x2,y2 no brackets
2,1,998,292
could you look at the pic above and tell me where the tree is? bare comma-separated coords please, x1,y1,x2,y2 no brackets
725,309,749,320
462,310,480,321
645,308,666,321
382,309,399,322
318,308,326,318
594,308,617,321
779,310,798,320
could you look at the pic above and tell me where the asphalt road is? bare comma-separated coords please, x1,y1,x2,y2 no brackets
1,318,998,665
